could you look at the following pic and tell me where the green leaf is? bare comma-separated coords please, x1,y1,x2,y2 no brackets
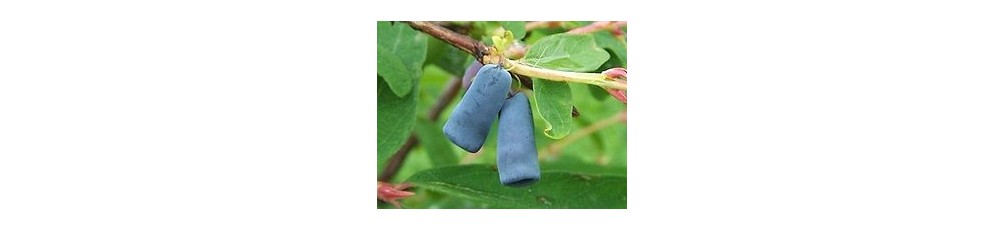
523,34,609,72
498,21,526,40
542,157,626,176
532,79,574,139
425,38,469,77
414,116,458,167
588,84,610,101
593,32,627,67
377,77,418,172
603,124,628,167
407,164,627,209
377,21,428,97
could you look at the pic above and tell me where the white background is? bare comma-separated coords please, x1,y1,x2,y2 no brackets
2,0,1004,229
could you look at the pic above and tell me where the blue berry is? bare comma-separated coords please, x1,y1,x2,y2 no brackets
496,92,540,187
443,64,511,153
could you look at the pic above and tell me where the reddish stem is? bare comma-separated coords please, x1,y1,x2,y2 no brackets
567,21,627,35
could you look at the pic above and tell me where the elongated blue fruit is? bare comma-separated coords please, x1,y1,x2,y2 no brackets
443,64,511,153
496,92,540,187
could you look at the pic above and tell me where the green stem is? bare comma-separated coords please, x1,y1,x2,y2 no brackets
502,59,628,90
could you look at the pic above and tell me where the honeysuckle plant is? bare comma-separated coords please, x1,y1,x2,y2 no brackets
377,21,627,209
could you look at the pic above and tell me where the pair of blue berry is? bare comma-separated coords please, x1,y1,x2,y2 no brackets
442,64,540,187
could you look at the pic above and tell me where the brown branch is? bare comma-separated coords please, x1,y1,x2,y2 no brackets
379,135,417,182
379,78,463,182
406,20,626,89
405,21,488,63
